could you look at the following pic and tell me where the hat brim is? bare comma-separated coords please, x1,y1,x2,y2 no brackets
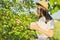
36,2,49,11
36,2,41,6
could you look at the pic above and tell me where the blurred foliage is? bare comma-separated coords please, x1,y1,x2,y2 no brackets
0,8,38,40
0,0,37,40
0,0,35,14
49,0,60,14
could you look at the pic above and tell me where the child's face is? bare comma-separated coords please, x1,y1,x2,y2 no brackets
37,5,41,15
37,5,44,17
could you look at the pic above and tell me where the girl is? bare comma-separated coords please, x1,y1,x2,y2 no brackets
30,1,54,40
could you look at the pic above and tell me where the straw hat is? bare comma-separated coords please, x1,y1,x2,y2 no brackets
36,1,49,11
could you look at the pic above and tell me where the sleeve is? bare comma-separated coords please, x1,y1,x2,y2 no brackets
36,18,44,27
36,20,47,29
36,19,54,30
49,19,54,29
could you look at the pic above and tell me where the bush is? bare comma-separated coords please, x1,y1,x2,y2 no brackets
0,8,38,40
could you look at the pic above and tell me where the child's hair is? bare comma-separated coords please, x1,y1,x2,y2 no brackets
38,8,53,24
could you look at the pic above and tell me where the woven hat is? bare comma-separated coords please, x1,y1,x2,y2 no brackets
36,1,49,11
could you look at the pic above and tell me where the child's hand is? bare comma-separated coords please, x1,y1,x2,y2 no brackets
30,22,39,30
30,22,35,29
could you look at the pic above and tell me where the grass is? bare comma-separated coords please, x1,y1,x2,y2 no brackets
52,20,60,40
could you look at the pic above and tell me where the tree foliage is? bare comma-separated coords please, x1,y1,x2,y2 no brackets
0,8,38,40
49,0,60,14
0,0,38,40
0,0,35,14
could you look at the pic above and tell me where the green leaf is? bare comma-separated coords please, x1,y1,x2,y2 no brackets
49,0,55,6
51,6,59,14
